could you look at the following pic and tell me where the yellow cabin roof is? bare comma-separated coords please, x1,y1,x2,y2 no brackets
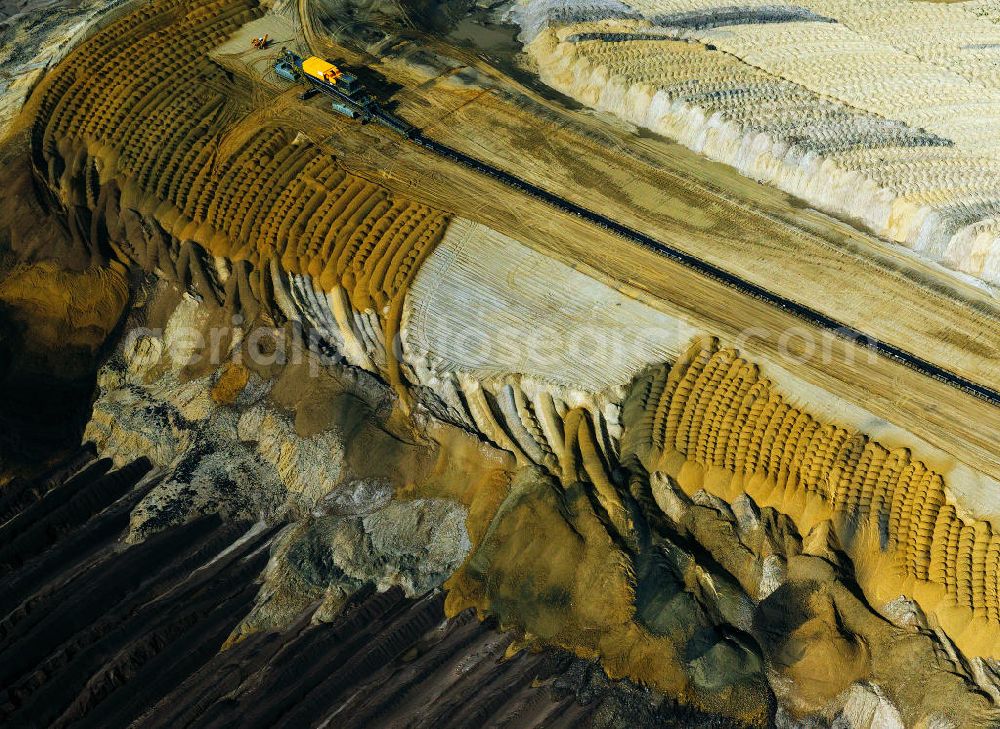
302,56,340,82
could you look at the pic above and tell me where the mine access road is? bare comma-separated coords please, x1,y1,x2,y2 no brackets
394,124,1000,409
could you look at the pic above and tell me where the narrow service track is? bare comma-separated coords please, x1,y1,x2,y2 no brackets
396,126,1000,408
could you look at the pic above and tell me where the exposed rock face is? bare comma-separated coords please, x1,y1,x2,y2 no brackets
77,280,477,629
2,0,1000,726
624,340,1000,659
232,498,471,637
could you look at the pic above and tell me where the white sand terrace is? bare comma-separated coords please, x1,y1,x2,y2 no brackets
512,0,1000,286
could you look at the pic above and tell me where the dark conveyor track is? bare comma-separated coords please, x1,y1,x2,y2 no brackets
396,123,1000,408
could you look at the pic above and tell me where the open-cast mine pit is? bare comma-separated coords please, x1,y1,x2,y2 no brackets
2,0,1000,727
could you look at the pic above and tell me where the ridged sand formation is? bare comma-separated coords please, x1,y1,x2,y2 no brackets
19,0,1000,655
513,0,1000,287
622,337,1000,660
402,220,1000,664
5,0,1000,720
22,0,448,396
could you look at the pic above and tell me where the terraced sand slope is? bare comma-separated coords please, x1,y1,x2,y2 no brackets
23,0,448,394
624,339,1000,658
513,0,1000,287
402,217,1000,663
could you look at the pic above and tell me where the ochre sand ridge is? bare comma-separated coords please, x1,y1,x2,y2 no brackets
21,0,447,397
623,338,1000,659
